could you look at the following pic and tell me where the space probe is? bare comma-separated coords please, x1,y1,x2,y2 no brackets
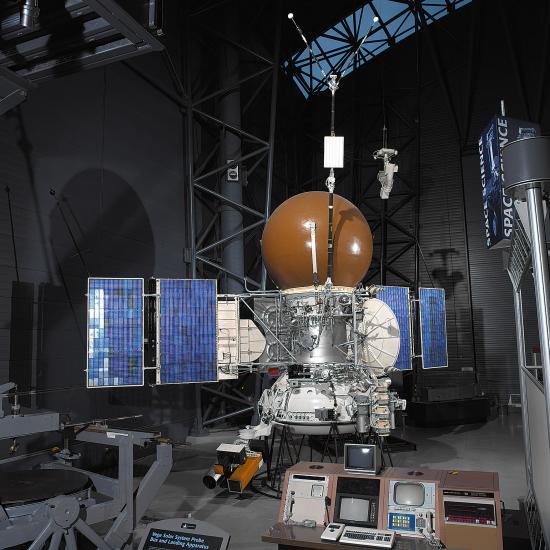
203,187,407,493
203,13,405,494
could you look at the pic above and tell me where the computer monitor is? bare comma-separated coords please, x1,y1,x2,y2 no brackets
393,482,425,507
334,477,380,528
339,496,371,522
344,444,381,474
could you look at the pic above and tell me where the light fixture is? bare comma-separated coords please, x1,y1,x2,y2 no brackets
20,0,40,29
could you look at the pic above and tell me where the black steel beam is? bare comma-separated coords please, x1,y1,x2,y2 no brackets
0,67,31,115
418,7,460,140
193,108,270,146
536,1,550,122
197,220,265,255
261,4,281,289
194,183,265,219
86,0,163,48
461,0,480,149
196,256,261,288
498,2,531,120
193,66,272,107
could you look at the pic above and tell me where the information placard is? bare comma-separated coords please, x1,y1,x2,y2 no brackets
137,519,230,550
143,528,224,550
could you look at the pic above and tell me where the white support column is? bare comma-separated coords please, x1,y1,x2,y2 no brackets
526,184,550,449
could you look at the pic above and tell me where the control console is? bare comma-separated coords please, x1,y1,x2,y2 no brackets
387,479,436,537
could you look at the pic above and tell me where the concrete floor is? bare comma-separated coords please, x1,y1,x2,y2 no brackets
137,413,527,550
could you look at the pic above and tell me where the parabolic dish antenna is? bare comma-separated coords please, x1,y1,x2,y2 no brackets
359,298,400,370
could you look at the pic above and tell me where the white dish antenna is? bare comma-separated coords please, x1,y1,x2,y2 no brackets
359,298,400,370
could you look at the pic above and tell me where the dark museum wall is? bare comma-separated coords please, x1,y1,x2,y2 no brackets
282,0,547,405
0,0,548,444
0,50,196,442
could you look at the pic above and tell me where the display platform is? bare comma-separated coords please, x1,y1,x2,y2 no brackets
407,398,490,427
262,523,467,550
0,469,91,506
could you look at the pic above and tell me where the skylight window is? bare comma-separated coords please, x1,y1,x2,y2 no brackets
284,0,471,98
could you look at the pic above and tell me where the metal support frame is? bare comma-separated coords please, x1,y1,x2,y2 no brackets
526,185,550,445
183,4,282,430
0,0,164,82
512,290,533,487
508,188,550,548
0,423,172,549
510,275,550,550
185,31,280,288
200,377,256,428
0,66,32,115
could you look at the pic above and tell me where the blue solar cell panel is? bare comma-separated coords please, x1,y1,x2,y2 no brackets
87,278,144,387
376,286,412,371
419,287,448,369
158,279,217,384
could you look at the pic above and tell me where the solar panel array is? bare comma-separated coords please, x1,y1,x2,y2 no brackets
158,279,218,384
376,286,412,371
87,278,144,387
419,287,448,369
85,278,447,385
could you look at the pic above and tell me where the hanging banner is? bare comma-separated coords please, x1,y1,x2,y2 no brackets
479,116,540,249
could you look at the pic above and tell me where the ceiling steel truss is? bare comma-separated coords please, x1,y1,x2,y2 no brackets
284,0,471,98
0,0,163,83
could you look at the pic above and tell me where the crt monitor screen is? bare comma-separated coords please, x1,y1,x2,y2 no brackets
339,497,370,523
394,483,425,507
345,444,376,472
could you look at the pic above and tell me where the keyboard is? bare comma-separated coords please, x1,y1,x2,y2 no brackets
339,526,395,548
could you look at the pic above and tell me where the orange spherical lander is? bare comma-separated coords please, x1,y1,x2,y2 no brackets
261,191,373,291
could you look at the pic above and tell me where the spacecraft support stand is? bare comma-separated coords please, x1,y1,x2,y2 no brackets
0,418,173,549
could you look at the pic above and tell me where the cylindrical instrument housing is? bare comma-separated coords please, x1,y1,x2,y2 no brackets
501,136,550,200
202,468,223,490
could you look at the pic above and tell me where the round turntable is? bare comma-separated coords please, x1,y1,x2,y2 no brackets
0,469,91,508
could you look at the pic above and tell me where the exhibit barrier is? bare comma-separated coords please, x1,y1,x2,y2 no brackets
522,367,550,543
503,136,550,549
